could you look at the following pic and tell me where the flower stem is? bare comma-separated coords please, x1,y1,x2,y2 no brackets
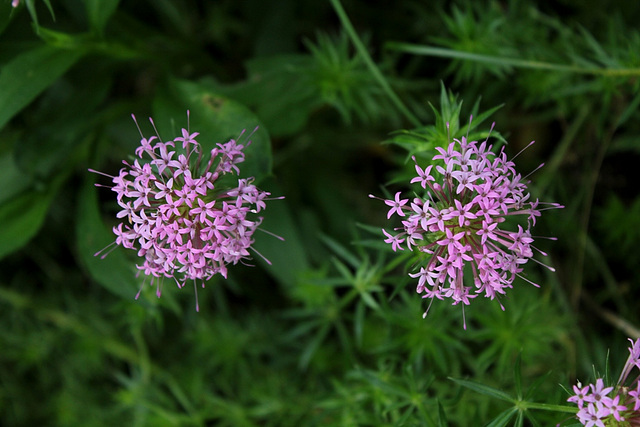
329,0,422,128
517,401,578,414
387,42,640,77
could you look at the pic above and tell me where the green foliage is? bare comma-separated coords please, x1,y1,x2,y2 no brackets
152,78,272,182
390,82,504,160
0,45,83,129
305,32,402,125
1,0,638,425
596,195,640,263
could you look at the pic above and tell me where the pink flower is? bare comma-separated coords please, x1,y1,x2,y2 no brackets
409,156,434,188
619,338,640,386
567,382,590,408
586,379,614,407
91,113,281,310
628,380,640,411
383,229,405,252
568,338,640,425
576,403,608,427
628,337,640,370
384,192,408,219
372,120,562,321
606,395,627,422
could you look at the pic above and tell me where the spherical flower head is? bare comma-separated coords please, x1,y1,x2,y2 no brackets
372,119,562,324
91,113,281,310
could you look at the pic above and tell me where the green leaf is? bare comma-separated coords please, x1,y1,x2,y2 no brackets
0,174,63,260
354,299,365,346
224,54,319,137
484,407,517,427
75,177,139,300
436,399,448,427
449,377,514,403
84,0,120,34
153,78,272,183
0,45,83,130
0,2,13,35
525,410,541,427
359,290,380,310
299,323,331,369
250,180,310,288
319,233,360,269
514,410,524,427
514,353,523,400
0,151,33,205
615,90,640,128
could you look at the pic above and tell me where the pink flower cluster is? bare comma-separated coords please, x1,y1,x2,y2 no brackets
372,123,561,318
568,338,640,426
92,113,278,309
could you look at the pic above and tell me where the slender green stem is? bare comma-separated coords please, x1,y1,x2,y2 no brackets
572,123,615,307
518,401,577,414
387,42,640,77
329,0,422,127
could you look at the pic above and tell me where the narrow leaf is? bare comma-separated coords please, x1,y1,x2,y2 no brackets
299,323,331,369
484,407,517,427
514,352,523,400
437,399,448,427
319,233,360,269
449,377,514,403
85,0,120,34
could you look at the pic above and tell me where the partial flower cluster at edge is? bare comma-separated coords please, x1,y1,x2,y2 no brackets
567,338,640,426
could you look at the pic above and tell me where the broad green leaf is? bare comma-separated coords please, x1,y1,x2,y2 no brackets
0,174,63,259
0,151,33,205
0,45,83,130
229,55,318,137
153,78,272,183
75,177,139,300
250,179,309,288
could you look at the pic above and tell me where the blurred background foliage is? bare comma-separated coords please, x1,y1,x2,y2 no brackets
0,0,639,425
